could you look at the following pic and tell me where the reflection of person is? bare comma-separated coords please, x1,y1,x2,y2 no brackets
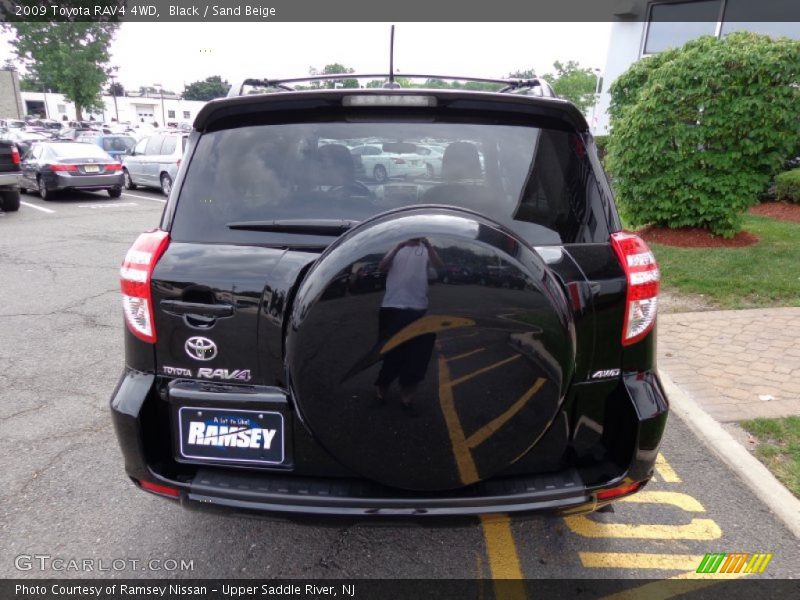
375,238,443,411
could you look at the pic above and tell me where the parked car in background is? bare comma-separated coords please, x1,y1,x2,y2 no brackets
19,140,124,200
0,129,50,155
415,144,445,178
350,143,428,183
0,140,21,212
0,119,25,130
76,133,136,160
122,132,186,195
58,127,102,141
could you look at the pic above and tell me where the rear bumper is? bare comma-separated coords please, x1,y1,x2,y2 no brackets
0,172,21,188
49,172,124,190
110,369,668,519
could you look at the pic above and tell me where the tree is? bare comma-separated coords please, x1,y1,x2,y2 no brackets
182,75,230,101
307,64,359,89
542,61,597,113
2,21,118,120
606,32,800,237
108,81,125,97
509,63,598,112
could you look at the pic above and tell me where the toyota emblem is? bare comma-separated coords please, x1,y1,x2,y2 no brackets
185,336,218,361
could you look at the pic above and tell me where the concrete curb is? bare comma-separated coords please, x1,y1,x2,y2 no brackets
660,368,800,539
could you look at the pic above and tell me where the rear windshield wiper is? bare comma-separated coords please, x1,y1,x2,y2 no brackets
226,219,358,236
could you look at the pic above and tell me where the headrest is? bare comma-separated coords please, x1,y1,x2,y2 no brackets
316,144,355,186
441,142,482,181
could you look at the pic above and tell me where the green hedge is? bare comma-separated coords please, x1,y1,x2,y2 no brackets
776,169,800,203
606,33,800,238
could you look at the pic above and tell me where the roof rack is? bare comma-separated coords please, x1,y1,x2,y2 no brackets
227,74,557,98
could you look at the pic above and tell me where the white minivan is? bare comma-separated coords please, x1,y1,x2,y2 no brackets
122,132,187,196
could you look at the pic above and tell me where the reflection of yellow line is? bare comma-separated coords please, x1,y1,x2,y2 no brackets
466,378,546,449
655,453,682,483
449,354,520,387
564,516,722,539
480,514,526,600
447,348,485,362
579,552,704,570
381,315,475,353
437,354,479,485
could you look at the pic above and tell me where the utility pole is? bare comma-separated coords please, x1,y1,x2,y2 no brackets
109,66,119,121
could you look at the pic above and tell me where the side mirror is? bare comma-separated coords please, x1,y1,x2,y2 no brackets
126,148,134,156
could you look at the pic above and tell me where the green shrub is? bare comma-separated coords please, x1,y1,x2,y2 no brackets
606,32,800,238
776,169,800,203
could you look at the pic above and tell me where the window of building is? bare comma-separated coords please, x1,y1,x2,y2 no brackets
183,111,190,119
643,1,721,54
168,110,176,118
57,104,66,114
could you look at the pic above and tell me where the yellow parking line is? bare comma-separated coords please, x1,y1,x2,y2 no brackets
466,378,546,449
449,354,520,387
564,516,722,540
480,514,526,600
655,453,682,483
579,552,705,570
619,491,705,512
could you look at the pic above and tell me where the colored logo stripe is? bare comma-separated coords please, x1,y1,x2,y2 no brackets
697,553,773,573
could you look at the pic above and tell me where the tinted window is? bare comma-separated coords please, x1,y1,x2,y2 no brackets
172,122,608,246
644,1,720,54
144,135,164,155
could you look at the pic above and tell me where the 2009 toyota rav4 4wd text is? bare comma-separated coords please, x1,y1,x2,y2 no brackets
111,75,668,518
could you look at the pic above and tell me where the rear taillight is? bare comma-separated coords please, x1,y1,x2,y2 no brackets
50,163,78,172
596,480,644,501
610,232,660,345
120,230,169,343
136,479,180,499
10,146,20,165
105,163,122,171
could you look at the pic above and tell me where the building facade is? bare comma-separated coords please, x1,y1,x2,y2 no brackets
0,68,24,119
19,91,208,126
596,0,800,135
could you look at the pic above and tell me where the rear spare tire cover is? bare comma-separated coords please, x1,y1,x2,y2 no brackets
286,207,575,491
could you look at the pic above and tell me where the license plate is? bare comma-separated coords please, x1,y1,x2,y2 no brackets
83,165,100,173
177,407,285,465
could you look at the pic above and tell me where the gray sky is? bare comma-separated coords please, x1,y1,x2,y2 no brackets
1,22,611,92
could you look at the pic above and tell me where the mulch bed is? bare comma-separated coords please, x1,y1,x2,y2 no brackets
637,226,759,248
749,201,800,223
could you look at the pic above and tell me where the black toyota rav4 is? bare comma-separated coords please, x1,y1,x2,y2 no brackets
111,75,668,517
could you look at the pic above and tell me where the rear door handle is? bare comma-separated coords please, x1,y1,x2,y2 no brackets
160,300,234,318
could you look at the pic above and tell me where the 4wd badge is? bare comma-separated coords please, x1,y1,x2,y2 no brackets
185,336,218,361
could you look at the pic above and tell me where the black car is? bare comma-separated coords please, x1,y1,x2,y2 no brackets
20,141,124,200
111,75,667,518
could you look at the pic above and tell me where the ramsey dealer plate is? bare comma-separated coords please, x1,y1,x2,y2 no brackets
177,407,285,465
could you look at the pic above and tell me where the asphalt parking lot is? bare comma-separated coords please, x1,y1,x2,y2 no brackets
1,190,798,589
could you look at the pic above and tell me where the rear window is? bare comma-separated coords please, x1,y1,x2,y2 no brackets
48,143,112,160
171,122,608,246
101,136,135,152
